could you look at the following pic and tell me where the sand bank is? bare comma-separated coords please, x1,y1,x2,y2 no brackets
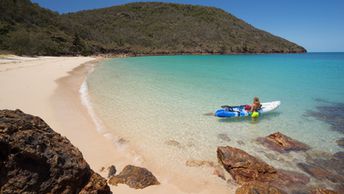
0,56,233,193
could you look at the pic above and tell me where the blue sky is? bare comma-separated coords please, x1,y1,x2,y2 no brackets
32,0,344,52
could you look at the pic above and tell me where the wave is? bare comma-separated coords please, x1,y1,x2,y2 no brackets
79,78,107,134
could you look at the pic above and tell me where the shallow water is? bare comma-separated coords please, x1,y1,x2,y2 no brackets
85,53,344,177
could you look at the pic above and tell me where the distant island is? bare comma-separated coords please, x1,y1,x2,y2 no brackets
0,0,306,56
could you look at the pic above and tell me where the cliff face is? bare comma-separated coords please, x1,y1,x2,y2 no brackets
0,109,111,194
0,0,306,56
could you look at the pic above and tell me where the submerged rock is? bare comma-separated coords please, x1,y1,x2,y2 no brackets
185,160,214,167
336,138,344,148
272,169,310,191
304,100,344,134
298,153,344,184
297,150,344,193
217,146,278,184
165,139,184,149
257,132,310,153
237,140,245,145
217,133,231,142
235,181,285,194
0,109,110,194
108,165,159,189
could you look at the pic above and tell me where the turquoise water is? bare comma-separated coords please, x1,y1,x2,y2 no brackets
86,53,344,174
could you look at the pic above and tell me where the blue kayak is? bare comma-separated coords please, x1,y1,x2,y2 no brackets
215,101,281,118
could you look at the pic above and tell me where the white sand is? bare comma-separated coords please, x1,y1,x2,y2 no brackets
0,56,234,194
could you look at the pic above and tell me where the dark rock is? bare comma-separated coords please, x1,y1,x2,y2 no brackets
217,133,231,142
304,101,344,134
80,173,110,194
217,146,278,184
235,181,285,194
257,132,310,153
0,109,111,194
108,165,159,189
107,165,116,178
336,138,344,148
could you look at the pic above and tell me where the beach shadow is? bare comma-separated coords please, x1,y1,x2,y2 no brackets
217,112,281,123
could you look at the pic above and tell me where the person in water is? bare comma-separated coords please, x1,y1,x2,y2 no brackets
250,97,262,113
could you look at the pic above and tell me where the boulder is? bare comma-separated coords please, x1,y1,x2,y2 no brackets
257,132,310,153
0,109,110,194
217,146,277,184
108,165,159,189
235,181,285,194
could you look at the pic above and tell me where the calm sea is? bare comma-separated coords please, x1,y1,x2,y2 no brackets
84,53,344,175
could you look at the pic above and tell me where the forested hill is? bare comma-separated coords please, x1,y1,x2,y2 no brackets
0,0,306,56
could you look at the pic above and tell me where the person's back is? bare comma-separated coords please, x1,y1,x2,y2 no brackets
250,97,261,112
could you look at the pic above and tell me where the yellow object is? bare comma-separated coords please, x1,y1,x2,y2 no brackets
251,111,259,118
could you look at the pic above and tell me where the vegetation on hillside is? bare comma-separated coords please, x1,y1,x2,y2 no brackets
0,0,306,56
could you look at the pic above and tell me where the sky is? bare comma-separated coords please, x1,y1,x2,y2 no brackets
31,0,344,52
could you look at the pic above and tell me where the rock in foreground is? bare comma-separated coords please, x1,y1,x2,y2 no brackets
108,165,159,189
217,146,278,184
0,109,110,194
257,132,310,153
218,146,311,193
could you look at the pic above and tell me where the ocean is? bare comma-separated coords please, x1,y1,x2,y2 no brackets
83,53,344,179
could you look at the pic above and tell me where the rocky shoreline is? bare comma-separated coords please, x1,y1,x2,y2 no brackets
1,109,343,193
0,109,161,193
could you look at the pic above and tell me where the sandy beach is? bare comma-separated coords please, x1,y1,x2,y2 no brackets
0,56,233,194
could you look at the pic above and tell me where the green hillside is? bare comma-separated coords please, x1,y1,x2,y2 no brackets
0,0,306,56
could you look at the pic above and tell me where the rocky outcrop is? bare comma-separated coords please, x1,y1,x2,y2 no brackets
0,109,110,194
257,132,310,153
108,165,159,189
217,146,311,193
235,181,285,194
217,146,278,184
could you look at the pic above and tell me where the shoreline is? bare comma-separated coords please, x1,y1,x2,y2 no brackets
0,56,233,193
57,57,235,194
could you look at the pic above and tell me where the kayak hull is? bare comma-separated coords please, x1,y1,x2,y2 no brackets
215,101,281,118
